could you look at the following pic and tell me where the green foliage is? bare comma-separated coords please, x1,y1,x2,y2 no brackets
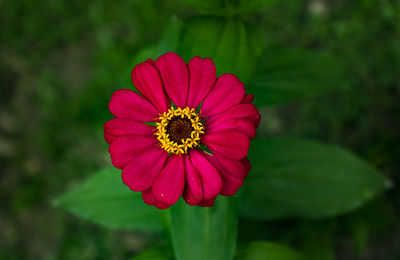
235,241,306,260
54,167,164,231
131,244,174,260
348,216,369,255
157,16,183,55
169,196,238,260
232,0,281,14
180,0,280,15
241,138,390,220
180,0,224,12
248,47,349,107
344,197,397,254
177,15,263,83
300,222,335,260
1,0,399,259
129,14,263,83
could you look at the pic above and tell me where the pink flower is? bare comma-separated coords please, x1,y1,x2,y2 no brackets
104,52,261,209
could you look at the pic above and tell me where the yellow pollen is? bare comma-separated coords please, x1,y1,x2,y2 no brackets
155,107,204,155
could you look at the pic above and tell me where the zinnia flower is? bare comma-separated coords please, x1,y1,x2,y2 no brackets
104,52,260,209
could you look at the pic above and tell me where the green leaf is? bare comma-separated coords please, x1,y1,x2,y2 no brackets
247,47,349,107
177,16,263,83
131,244,174,260
180,0,280,15
54,167,164,231
169,196,238,260
235,241,306,260
241,138,390,220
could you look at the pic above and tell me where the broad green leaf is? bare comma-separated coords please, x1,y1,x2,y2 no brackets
169,196,238,260
241,138,390,220
235,241,306,260
177,16,263,83
247,47,349,107
180,0,280,15
54,167,164,231
131,244,174,260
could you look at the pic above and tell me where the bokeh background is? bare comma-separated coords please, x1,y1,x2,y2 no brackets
0,0,399,259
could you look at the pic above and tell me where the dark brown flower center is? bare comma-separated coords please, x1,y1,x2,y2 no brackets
165,116,194,144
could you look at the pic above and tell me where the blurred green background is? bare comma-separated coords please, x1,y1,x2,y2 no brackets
0,0,399,259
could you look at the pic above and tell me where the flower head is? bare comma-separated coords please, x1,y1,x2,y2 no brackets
104,52,261,209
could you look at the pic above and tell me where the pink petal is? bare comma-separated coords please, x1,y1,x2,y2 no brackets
206,153,249,179
187,57,216,109
207,118,256,139
103,118,155,144
155,52,189,108
109,89,159,122
122,146,168,191
131,60,169,113
201,74,245,117
205,154,245,196
197,199,215,207
202,131,250,160
189,150,222,200
241,157,251,172
142,189,170,209
242,94,254,104
219,170,244,196
207,104,260,126
183,188,200,206
108,135,158,169
152,155,185,205
183,156,203,205
154,201,170,209
249,113,261,128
